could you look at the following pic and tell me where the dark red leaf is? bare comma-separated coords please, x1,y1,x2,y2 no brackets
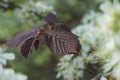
6,27,40,47
44,24,81,55
6,27,46,58
44,13,61,24
21,38,34,57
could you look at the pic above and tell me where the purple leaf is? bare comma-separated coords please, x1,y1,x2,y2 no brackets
6,27,46,58
44,24,81,55
6,27,40,47
44,13,61,24
21,38,34,57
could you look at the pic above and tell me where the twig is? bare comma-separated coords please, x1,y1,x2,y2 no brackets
0,0,43,18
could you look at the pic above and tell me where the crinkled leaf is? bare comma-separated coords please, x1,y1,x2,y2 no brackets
45,24,81,55
6,27,40,47
20,38,34,58
6,27,45,58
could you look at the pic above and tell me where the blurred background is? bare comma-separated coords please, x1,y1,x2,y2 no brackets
0,0,100,80
0,0,120,80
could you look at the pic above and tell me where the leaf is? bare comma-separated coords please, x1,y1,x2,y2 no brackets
44,24,81,55
6,27,40,47
44,13,61,24
20,38,34,57
6,27,45,58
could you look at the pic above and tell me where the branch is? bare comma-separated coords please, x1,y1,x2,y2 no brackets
0,0,21,11
0,0,43,18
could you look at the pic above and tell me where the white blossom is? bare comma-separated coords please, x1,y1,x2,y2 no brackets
57,23,103,79
100,76,107,80
0,47,28,80
94,0,120,80
0,47,15,65
57,0,120,80
14,0,55,26
57,54,85,80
